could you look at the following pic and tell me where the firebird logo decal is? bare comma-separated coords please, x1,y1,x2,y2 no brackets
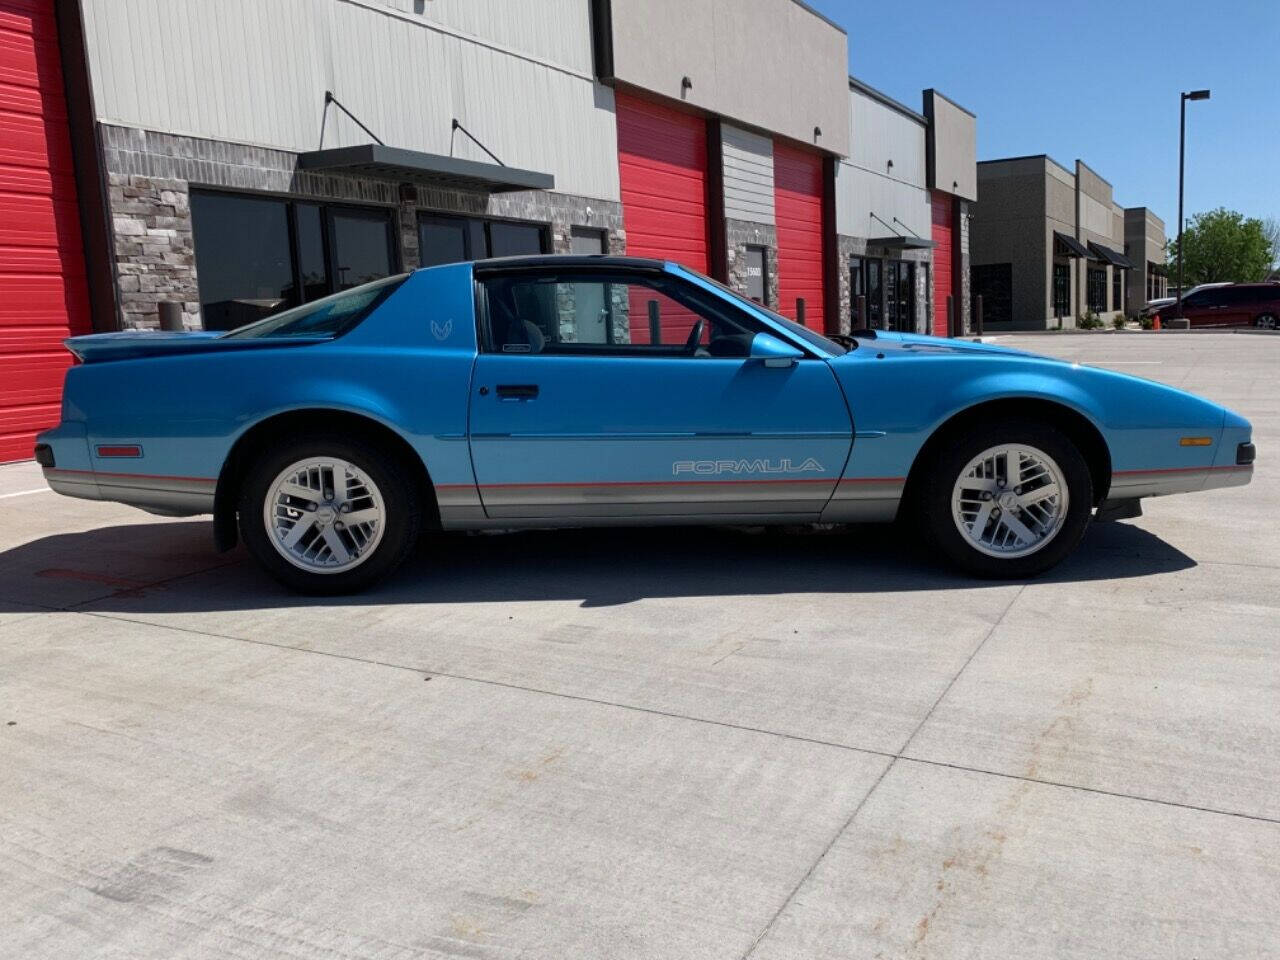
431,318,453,341
672,458,825,477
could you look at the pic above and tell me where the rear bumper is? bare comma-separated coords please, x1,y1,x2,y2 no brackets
42,466,216,517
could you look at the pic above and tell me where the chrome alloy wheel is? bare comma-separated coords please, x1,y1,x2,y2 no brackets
951,443,1069,559
1256,314,1278,330
263,458,386,573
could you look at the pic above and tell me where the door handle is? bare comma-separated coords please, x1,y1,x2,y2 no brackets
496,384,539,400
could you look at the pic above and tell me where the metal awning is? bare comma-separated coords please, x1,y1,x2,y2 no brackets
296,144,555,193
1088,242,1134,269
1053,231,1097,259
869,236,936,250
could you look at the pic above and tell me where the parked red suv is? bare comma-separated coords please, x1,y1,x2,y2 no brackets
1159,283,1280,328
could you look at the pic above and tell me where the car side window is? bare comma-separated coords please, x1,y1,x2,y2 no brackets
480,271,760,358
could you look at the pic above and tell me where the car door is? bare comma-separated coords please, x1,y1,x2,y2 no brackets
1177,289,1214,326
468,265,852,520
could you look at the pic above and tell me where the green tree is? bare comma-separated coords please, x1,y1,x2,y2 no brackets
1167,208,1275,284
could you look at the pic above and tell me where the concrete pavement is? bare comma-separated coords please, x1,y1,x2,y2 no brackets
1,333,1277,958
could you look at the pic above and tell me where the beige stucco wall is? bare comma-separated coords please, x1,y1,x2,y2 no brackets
607,0,849,155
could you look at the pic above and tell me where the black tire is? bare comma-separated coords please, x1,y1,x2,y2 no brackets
918,419,1093,579
238,434,421,594
1255,313,1278,330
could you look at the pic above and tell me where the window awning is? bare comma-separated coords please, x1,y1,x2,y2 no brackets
1053,231,1097,260
868,236,936,250
296,144,555,193
1088,242,1134,269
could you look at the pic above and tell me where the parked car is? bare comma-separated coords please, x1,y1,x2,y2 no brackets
1149,282,1280,328
1142,282,1230,317
35,256,1255,593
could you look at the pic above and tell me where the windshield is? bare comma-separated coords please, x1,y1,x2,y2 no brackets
673,267,848,356
220,274,408,340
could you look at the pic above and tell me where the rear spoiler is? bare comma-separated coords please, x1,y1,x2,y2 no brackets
65,331,327,364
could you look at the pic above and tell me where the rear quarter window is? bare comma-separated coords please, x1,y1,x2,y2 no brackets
220,273,408,340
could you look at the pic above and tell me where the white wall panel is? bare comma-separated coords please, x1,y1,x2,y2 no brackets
847,88,925,188
80,0,620,201
721,124,774,225
372,0,595,75
836,162,931,240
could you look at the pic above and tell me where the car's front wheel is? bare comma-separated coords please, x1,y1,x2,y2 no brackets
1255,313,1277,330
238,435,421,593
920,420,1093,578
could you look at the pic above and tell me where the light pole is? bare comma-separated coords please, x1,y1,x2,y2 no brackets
1175,89,1210,319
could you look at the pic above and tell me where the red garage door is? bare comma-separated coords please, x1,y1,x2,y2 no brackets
773,141,825,332
0,0,89,462
616,92,708,344
931,192,953,337
616,92,708,272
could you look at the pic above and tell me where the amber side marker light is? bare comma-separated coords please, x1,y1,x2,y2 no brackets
1180,437,1213,447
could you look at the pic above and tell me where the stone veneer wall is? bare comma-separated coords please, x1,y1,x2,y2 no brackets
724,218,779,310
100,124,625,329
835,235,932,335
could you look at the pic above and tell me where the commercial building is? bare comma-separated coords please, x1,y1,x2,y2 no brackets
1123,207,1169,314
0,0,976,462
826,81,977,337
970,155,1166,329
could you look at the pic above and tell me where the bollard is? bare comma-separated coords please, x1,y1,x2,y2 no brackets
796,298,806,327
855,295,867,328
647,299,661,344
946,296,954,338
158,301,184,332
975,294,984,338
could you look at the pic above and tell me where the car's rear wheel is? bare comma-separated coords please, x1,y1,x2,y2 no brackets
920,420,1093,578
238,435,420,593
1255,313,1278,330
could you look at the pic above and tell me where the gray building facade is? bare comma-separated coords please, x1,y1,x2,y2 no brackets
1124,207,1169,314
971,155,1157,329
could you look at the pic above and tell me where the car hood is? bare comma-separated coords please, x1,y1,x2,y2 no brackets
850,331,1065,362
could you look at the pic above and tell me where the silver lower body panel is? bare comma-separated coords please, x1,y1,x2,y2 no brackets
1109,464,1252,499
44,468,216,517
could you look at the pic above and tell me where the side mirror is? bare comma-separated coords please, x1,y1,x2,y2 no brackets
750,332,804,368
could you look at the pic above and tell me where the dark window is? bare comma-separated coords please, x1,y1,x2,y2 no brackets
971,263,1012,326
570,226,607,255
295,203,329,303
191,190,398,331
330,208,395,291
886,260,915,332
489,221,546,258
1087,266,1107,313
419,216,470,267
849,256,864,325
190,192,293,332
865,258,883,327
416,213,549,267
1112,269,1123,312
480,270,762,358
1052,262,1071,318
221,274,407,340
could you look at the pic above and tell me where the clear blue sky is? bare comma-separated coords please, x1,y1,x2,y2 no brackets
806,0,1279,233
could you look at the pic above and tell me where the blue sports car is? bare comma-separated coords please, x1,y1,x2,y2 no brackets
36,256,1255,593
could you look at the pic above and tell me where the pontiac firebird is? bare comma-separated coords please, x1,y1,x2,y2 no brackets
35,256,1255,593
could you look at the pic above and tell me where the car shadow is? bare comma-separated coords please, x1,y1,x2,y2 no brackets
1,516,1197,613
